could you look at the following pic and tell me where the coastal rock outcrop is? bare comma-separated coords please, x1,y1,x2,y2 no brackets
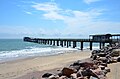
42,42,120,79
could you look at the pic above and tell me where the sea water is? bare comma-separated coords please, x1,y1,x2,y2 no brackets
0,39,99,62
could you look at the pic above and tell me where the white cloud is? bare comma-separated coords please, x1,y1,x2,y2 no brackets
31,2,104,27
83,0,101,4
32,2,60,12
12,1,119,38
31,1,120,36
25,11,32,15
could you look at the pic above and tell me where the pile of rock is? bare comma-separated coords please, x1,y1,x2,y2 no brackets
42,42,120,79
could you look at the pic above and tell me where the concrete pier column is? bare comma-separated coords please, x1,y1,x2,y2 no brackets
53,40,55,46
36,40,38,43
67,41,69,47
100,42,102,49
102,42,105,48
43,40,46,44
41,40,44,44
47,40,49,44
64,41,66,46
69,41,71,46
57,40,59,46
90,42,92,50
81,42,83,50
73,41,76,48
50,40,52,45
60,41,63,47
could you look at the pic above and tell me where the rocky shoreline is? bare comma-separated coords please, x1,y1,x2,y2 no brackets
42,42,120,79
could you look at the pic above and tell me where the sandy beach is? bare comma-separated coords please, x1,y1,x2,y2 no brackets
0,50,91,79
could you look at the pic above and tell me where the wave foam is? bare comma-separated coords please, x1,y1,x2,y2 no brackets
0,47,77,62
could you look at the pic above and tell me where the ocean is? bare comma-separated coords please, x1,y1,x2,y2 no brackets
0,39,100,62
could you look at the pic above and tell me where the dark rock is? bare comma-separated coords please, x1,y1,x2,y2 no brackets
49,75,59,79
57,72,63,77
69,65,80,72
70,73,77,79
70,60,82,66
100,63,107,67
61,67,75,77
42,73,53,78
76,70,82,77
98,53,107,57
59,76,68,79
117,57,120,62
105,68,110,72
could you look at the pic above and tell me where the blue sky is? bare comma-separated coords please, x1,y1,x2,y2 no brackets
0,0,120,39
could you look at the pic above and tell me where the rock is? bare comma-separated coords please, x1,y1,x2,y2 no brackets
42,73,53,78
79,62,94,69
117,57,120,62
69,65,80,72
98,53,107,57
111,49,120,57
76,70,82,77
100,63,107,67
70,60,82,66
61,67,75,77
71,73,77,79
57,72,63,77
77,77,85,79
105,68,110,72
99,65,105,70
49,75,59,79
59,76,68,79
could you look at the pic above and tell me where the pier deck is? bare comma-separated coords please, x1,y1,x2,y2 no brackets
23,34,120,50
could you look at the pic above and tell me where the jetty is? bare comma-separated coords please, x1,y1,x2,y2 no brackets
23,34,120,50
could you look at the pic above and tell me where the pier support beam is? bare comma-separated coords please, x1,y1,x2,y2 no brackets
81,42,83,50
69,41,71,47
44,40,47,44
102,42,105,48
47,40,49,44
73,41,76,48
50,40,52,45
100,42,102,49
60,41,63,47
41,40,44,44
90,42,92,50
53,40,55,46
57,40,59,46
67,41,69,47
64,41,66,46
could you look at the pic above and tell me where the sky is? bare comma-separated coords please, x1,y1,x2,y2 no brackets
0,0,120,39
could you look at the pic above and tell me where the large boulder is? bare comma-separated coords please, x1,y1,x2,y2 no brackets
117,56,120,62
110,49,120,57
61,67,75,77
48,75,59,79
